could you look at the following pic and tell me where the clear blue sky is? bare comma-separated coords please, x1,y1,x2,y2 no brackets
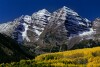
0,0,100,23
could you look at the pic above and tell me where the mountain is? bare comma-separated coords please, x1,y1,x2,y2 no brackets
37,6,94,52
0,6,99,54
0,33,34,63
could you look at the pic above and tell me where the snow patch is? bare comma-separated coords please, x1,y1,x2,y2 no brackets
79,22,86,26
33,26,43,38
34,29,42,36
79,28,94,36
84,18,90,22
22,23,30,42
33,26,40,30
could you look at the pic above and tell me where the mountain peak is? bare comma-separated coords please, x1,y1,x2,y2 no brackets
62,6,67,10
95,18,100,21
35,9,51,16
38,9,48,13
61,6,78,16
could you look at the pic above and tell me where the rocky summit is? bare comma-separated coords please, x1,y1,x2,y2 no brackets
0,6,99,54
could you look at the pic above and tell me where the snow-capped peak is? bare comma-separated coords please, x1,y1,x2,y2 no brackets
62,6,78,16
33,9,51,17
31,9,51,40
84,18,91,22
60,6,92,38
37,9,48,14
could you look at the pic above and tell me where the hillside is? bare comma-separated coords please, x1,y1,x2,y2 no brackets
0,33,34,63
1,47,100,67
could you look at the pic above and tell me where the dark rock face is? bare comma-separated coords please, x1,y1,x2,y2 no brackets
13,21,25,44
93,18,100,41
65,14,92,37
93,18,100,34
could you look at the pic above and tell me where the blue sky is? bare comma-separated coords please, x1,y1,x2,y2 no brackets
0,0,100,23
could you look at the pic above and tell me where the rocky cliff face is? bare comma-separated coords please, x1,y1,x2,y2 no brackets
37,6,94,50
0,6,98,54
93,18,100,41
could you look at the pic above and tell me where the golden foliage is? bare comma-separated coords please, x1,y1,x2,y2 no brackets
35,47,100,67
1,47,100,67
